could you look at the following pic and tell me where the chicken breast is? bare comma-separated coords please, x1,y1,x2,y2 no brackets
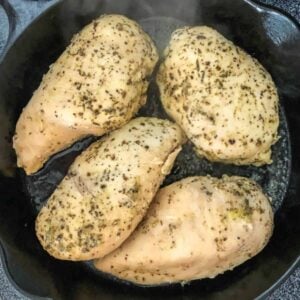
95,176,273,285
13,14,159,175
35,117,185,261
157,26,279,166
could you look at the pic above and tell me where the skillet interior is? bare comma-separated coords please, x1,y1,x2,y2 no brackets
0,0,300,299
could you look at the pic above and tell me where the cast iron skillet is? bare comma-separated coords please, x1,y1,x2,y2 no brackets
0,0,300,299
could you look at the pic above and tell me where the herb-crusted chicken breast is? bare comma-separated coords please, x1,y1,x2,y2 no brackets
95,176,273,285
35,117,185,261
13,14,158,175
157,26,279,166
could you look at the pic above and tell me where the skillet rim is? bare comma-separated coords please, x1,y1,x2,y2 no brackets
0,0,299,298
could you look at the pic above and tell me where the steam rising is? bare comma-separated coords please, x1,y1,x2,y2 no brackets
58,0,202,50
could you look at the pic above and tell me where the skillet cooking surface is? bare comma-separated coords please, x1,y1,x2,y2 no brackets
0,0,300,299
24,16,290,214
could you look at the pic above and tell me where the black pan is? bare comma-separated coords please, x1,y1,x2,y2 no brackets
0,0,300,299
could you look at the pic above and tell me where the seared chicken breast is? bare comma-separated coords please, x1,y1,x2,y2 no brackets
35,117,185,261
95,176,273,285
157,26,279,166
13,14,159,174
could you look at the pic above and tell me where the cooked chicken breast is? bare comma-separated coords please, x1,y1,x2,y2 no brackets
95,176,273,285
157,26,279,166
35,117,185,261
13,14,158,175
